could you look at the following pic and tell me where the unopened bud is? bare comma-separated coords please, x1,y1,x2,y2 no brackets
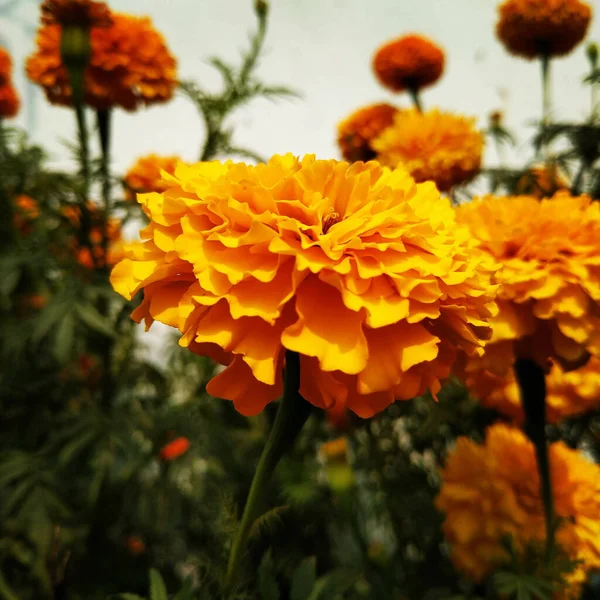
60,25,91,106
255,0,268,17
587,42,599,68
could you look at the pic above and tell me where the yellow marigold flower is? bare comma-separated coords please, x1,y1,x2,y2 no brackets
466,356,600,424
516,164,569,198
63,203,124,269
0,46,20,119
455,192,600,372
110,154,497,417
496,0,592,59
26,13,177,110
372,34,445,93
336,103,398,163
40,0,112,27
124,154,184,200
373,109,483,192
436,423,600,597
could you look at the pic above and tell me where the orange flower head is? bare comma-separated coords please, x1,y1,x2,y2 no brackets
373,109,483,192
126,536,146,555
160,436,190,461
63,202,124,269
516,164,569,198
26,12,177,110
124,154,184,200
373,34,445,93
0,46,20,119
456,192,600,374
40,0,112,28
496,0,592,59
337,103,398,163
14,195,39,234
111,154,498,418
466,356,600,424
436,423,600,597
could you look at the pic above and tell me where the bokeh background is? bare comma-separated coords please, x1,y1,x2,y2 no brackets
2,0,600,172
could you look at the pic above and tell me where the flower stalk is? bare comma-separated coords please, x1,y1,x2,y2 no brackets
408,86,423,112
540,53,551,161
224,351,311,596
514,358,556,563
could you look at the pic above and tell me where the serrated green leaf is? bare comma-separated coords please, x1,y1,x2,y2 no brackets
291,556,316,600
258,551,280,600
76,302,116,338
149,569,168,600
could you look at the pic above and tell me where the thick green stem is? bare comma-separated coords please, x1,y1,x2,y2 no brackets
408,87,423,113
514,359,555,563
224,351,311,596
540,54,551,162
592,84,599,122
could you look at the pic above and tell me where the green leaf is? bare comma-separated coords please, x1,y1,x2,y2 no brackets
0,570,19,600
32,299,70,343
172,579,194,600
53,311,75,363
149,569,168,600
76,302,117,338
258,551,280,600
307,569,359,600
291,557,317,600
112,595,147,600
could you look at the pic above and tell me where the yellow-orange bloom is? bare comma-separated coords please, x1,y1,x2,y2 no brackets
497,0,592,59
466,356,600,424
124,154,184,200
373,109,483,192
110,154,497,417
372,34,445,93
63,203,124,269
40,0,112,27
336,103,398,163
436,423,600,597
26,13,177,110
516,164,569,198
456,192,600,373
0,46,20,119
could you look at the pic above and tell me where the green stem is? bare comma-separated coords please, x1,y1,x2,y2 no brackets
592,82,599,122
408,87,423,112
96,108,113,406
514,359,555,563
224,351,311,596
540,54,551,162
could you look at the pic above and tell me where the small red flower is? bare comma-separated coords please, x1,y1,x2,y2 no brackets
160,436,190,461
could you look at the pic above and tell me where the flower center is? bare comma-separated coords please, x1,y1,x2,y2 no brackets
322,211,342,234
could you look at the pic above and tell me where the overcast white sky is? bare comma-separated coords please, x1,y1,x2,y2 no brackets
2,0,599,172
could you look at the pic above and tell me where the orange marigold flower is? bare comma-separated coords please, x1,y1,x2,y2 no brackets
0,46,20,119
320,437,349,462
373,109,483,192
336,103,398,163
436,423,600,597
160,437,190,461
466,356,600,424
124,154,184,200
110,154,497,418
455,192,600,373
496,0,592,59
516,164,569,198
14,195,39,233
126,536,146,555
26,13,177,110
63,203,124,269
372,34,445,93
40,0,112,27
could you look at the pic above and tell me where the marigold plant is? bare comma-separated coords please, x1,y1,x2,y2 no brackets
111,154,497,417
26,12,177,110
336,103,398,163
372,34,445,93
372,109,483,192
516,164,569,198
436,423,600,597
496,0,592,59
124,154,184,200
455,192,600,372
